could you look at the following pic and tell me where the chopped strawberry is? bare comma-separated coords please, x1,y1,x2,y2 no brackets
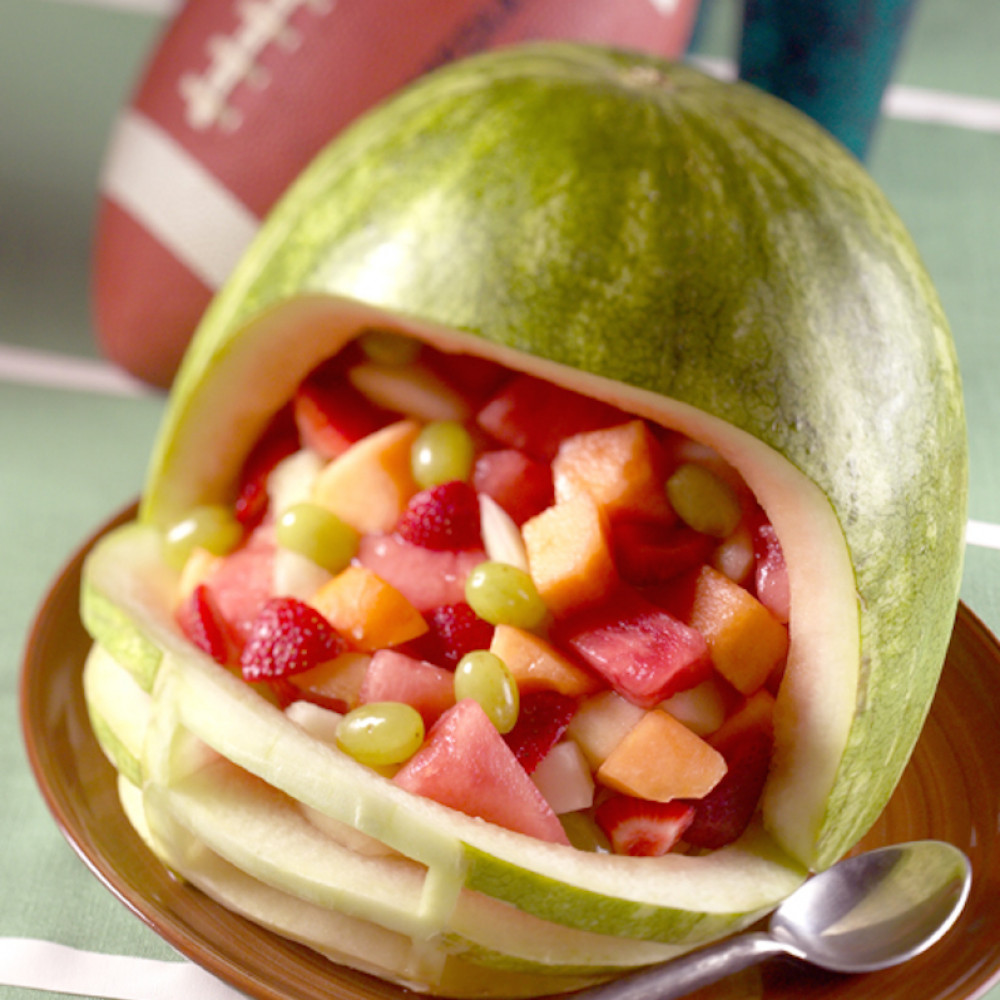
473,449,554,525
503,690,578,774
233,405,300,529
240,597,346,682
293,361,395,460
404,602,495,668
396,480,483,551
683,726,773,850
420,346,509,406
611,518,715,587
594,795,696,857
175,583,243,668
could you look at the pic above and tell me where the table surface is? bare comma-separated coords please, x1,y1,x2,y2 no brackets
2,1,999,999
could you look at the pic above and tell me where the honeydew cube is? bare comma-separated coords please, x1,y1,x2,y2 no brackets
531,742,595,814
177,546,220,601
268,448,325,513
273,548,333,601
597,709,727,802
566,691,645,769
312,419,421,534
711,521,755,585
552,420,674,521
660,678,729,737
489,624,602,697
285,698,345,744
688,565,789,695
521,493,617,617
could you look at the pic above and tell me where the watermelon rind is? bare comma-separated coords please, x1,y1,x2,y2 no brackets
138,43,965,873
82,40,967,988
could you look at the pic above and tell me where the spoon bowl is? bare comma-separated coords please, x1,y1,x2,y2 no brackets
770,839,971,973
575,840,971,1000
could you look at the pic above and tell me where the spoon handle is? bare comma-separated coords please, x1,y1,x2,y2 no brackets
574,932,790,1000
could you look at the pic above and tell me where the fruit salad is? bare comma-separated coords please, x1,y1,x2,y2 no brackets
168,329,789,859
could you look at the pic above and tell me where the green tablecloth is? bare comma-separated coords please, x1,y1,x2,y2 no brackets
2,0,998,998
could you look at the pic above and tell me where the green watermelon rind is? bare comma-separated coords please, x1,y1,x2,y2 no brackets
138,44,966,873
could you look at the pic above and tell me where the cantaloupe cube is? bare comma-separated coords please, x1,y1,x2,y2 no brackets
489,624,602,697
286,651,371,712
566,691,646,769
521,493,617,617
309,565,428,651
552,420,674,521
311,419,420,534
597,708,727,802
687,565,789,695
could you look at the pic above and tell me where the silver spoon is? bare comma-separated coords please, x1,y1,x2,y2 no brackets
577,840,971,1000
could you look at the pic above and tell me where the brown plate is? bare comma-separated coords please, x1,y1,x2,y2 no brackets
20,506,1000,1000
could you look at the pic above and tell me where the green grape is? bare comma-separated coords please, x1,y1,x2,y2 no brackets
163,504,242,570
335,702,425,766
465,561,548,629
276,502,359,573
357,329,421,366
411,420,476,488
666,463,742,539
454,651,519,734
559,811,611,853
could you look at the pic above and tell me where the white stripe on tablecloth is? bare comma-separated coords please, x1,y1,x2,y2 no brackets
967,519,1000,552
690,56,1000,134
0,937,245,1000
0,345,153,396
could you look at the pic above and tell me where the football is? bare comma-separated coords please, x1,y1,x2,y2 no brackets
92,0,699,387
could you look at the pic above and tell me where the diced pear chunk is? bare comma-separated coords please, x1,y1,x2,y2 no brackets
348,362,469,423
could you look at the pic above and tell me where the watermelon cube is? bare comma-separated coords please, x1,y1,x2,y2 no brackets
359,649,455,727
611,517,715,586
475,374,626,461
473,449,554,525
393,700,570,845
551,587,711,708
355,532,487,613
